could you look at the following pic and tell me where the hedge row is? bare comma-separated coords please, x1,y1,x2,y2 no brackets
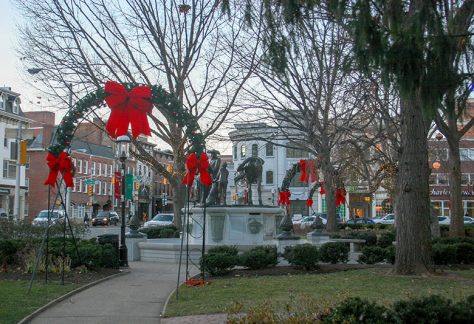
139,225,179,239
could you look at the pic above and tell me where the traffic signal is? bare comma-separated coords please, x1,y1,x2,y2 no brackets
87,185,93,195
135,182,139,190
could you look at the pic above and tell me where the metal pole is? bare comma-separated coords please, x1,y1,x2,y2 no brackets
119,157,128,267
65,83,72,219
14,121,22,221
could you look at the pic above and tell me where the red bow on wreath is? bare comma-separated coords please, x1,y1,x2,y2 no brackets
104,81,153,139
44,152,74,188
319,182,325,195
182,153,212,187
335,188,347,207
306,198,313,207
300,159,318,183
278,191,291,206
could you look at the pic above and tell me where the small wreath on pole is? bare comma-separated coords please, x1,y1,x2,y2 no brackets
44,82,205,187
279,159,319,207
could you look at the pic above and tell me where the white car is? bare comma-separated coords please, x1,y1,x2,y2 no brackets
373,214,395,225
32,210,66,226
438,216,451,225
144,213,174,228
464,216,474,224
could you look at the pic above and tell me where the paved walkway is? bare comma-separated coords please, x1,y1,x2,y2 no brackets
30,262,208,324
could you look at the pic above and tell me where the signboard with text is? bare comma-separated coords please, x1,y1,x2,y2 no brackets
126,174,134,200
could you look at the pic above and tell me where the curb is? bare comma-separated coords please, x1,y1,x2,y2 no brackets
18,270,130,324
160,286,177,318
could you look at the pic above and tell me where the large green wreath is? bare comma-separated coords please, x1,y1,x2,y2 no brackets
49,83,205,156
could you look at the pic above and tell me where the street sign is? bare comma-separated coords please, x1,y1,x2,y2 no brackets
84,180,96,185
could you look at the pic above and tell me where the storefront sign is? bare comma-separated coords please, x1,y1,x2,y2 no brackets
431,188,474,196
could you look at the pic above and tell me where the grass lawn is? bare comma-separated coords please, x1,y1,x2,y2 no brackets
165,268,474,317
0,280,80,324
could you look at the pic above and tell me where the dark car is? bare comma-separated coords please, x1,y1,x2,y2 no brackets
345,218,375,225
92,211,113,226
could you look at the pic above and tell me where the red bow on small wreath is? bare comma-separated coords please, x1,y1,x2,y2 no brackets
44,152,74,188
319,182,325,195
104,81,153,139
182,153,212,187
335,188,347,207
300,159,318,183
278,191,291,206
306,198,313,207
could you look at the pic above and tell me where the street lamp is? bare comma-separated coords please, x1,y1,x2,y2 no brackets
117,135,130,267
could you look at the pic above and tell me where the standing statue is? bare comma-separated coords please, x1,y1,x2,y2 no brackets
204,150,221,205
234,157,264,205
217,162,229,205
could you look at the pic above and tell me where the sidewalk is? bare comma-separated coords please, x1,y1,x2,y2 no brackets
29,262,199,324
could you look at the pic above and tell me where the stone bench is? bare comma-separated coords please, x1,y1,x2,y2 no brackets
329,239,366,253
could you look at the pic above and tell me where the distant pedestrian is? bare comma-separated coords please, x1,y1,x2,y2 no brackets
142,211,148,222
84,212,89,227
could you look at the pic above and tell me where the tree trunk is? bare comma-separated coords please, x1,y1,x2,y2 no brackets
447,137,464,237
171,153,186,230
395,97,433,275
323,168,338,233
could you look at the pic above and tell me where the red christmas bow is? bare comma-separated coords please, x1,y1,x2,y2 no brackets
335,188,347,207
306,198,313,207
300,159,317,183
319,182,325,195
104,81,153,138
182,153,212,187
44,152,74,188
278,191,291,205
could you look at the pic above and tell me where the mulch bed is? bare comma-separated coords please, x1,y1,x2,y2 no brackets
0,267,121,285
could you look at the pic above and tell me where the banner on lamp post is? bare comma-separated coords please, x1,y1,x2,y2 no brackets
114,172,121,200
125,174,134,200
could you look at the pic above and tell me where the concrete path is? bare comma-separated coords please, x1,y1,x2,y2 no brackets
30,262,198,324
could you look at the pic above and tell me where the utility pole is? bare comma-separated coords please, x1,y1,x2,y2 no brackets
14,121,22,221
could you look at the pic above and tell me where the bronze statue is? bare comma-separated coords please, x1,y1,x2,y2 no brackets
217,162,229,205
234,157,264,205
205,150,221,205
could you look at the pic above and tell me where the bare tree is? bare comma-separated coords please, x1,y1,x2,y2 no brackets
236,9,374,232
15,0,260,227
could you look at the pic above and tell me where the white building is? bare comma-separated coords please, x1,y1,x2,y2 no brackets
0,87,30,220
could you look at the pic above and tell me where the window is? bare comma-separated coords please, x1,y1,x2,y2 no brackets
12,99,19,114
77,179,82,193
3,160,16,179
103,163,107,176
460,148,474,161
462,174,469,186
103,182,107,195
98,163,102,176
0,95,4,110
429,173,450,186
98,181,102,195
241,145,246,158
233,146,237,159
92,162,96,175
10,142,18,160
72,179,76,192
25,156,30,169
83,181,87,193
3,138,7,147
84,161,88,174
266,170,274,184
109,164,113,177
251,144,258,157
266,143,274,156
286,146,309,158
431,201,450,217
78,160,83,174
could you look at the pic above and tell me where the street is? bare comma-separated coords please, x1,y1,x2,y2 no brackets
83,225,122,240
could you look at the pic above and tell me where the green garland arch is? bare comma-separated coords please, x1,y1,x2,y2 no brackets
280,161,322,203
49,83,205,156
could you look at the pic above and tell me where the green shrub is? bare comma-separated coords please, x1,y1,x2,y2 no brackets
432,237,474,245
0,240,23,266
440,225,450,237
393,295,460,323
377,231,396,248
455,243,474,264
200,253,237,276
358,246,387,264
385,246,396,264
207,245,239,256
283,244,319,270
322,297,395,324
238,246,278,270
433,243,459,265
139,225,179,239
319,242,349,264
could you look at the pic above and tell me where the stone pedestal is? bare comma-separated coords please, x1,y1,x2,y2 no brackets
276,237,303,254
126,234,146,261
188,206,284,246
307,231,330,246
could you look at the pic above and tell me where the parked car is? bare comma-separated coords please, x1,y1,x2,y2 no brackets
299,213,342,229
144,213,174,228
373,213,395,224
0,208,8,220
32,210,66,226
438,216,451,225
345,218,375,225
464,216,474,224
109,211,120,225
92,211,113,226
